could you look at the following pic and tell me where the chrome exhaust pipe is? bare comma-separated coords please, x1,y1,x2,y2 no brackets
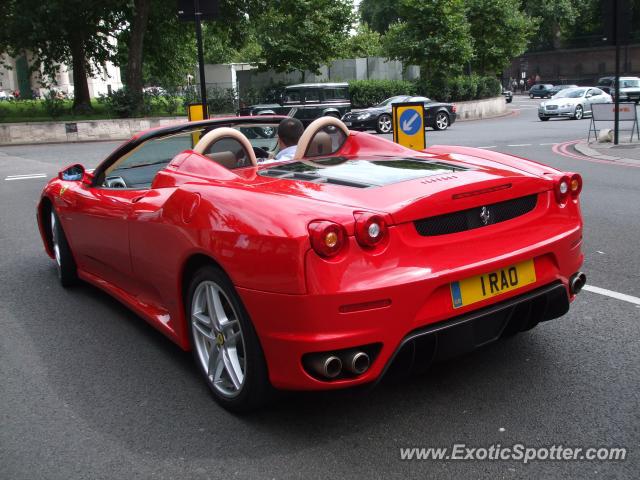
570,272,587,295
341,350,370,375
306,355,342,379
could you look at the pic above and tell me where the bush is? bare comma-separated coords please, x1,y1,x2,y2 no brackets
206,87,237,114
42,92,66,118
97,88,151,118
414,75,500,102
349,80,417,108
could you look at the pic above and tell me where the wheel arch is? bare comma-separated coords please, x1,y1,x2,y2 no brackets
38,196,55,258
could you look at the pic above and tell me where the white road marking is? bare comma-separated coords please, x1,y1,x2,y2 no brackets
477,145,497,149
507,144,532,147
583,285,640,306
5,174,47,181
539,143,559,146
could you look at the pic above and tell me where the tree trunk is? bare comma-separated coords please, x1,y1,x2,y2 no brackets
70,38,93,114
126,0,152,115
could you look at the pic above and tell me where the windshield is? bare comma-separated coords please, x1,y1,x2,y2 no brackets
376,96,409,107
621,79,640,88
554,88,586,99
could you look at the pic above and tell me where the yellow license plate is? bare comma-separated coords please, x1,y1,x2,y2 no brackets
450,259,536,309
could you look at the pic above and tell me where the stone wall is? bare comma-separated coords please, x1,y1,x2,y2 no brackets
0,117,187,145
455,96,507,121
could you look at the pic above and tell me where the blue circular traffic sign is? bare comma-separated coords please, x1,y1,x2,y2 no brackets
399,108,422,135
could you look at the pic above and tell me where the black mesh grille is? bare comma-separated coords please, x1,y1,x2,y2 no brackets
414,194,538,236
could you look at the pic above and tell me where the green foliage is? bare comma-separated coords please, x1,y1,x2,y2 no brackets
0,0,126,112
466,0,536,74
359,0,401,33
206,87,237,114
98,89,152,118
42,92,66,118
522,0,584,50
415,75,500,102
339,24,383,59
349,80,416,108
382,0,474,79
254,0,354,75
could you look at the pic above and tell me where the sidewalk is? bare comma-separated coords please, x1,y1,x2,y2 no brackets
574,138,640,164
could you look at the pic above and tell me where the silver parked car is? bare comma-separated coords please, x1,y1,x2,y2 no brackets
538,87,611,121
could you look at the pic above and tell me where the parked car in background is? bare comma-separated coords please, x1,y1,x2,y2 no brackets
538,87,611,121
597,76,640,103
529,84,555,98
341,95,457,133
0,90,15,101
502,88,513,103
549,85,578,97
239,83,351,125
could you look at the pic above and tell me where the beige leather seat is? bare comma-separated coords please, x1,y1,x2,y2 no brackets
206,151,238,169
305,131,333,157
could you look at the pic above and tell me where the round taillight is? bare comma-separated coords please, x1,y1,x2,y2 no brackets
554,175,571,203
570,173,582,196
308,220,347,258
354,212,388,248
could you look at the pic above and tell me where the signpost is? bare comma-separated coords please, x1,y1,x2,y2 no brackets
392,102,426,150
178,1,219,120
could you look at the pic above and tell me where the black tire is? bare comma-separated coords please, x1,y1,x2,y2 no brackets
506,98,512,103
539,117,550,121
376,113,392,134
433,111,450,131
324,112,340,119
572,105,583,120
186,265,272,412
50,209,77,287
529,93,534,99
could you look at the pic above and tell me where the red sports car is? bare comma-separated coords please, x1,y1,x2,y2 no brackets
38,115,586,411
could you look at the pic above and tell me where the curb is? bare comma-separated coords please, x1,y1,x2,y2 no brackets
574,141,640,165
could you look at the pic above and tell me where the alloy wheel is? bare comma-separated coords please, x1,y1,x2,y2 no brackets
377,115,392,133
435,112,449,130
191,280,247,398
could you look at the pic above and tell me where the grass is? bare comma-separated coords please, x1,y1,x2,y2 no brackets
0,99,188,123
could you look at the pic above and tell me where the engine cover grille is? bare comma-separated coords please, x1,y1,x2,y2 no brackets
414,194,538,236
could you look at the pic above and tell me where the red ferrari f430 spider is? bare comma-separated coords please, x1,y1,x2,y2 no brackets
38,116,586,411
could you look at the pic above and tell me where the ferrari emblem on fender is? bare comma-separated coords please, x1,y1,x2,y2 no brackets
59,186,67,196
480,206,491,225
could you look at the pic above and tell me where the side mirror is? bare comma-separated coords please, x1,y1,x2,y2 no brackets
59,163,85,181
585,93,592,98
82,171,94,186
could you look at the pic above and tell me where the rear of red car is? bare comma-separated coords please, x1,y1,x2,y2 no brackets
237,152,585,390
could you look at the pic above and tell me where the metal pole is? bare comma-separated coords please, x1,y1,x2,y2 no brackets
194,0,208,119
614,0,620,145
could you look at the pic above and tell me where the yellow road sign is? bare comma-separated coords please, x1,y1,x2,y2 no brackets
392,102,426,150
188,103,208,121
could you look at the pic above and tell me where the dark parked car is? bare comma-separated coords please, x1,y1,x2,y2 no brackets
529,84,555,98
548,84,578,97
597,76,640,103
341,95,457,134
502,88,513,103
239,83,351,124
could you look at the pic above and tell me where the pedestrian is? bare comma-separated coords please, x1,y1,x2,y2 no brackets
512,79,518,92
519,79,525,94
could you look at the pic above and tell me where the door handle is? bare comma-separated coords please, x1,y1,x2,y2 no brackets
131,195,145,203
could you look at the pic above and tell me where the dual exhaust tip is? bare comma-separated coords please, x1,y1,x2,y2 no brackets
306,350,370,380
570,272,587,295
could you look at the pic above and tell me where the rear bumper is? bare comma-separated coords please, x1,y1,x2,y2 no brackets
238,223,583,390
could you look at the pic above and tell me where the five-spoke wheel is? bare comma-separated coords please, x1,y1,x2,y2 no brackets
434,112,450,131
376,114,392,134
187,265,271,411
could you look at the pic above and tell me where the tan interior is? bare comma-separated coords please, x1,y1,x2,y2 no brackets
205,151,237,169
305,131,333,157
193,127,257,167
294,116,349,161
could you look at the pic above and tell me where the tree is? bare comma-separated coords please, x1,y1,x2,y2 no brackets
523,0,584,50
359,0,401,34
339,24,384,58
383,0,474,79
254,0,354,79
0,0,125,112
465,0,536,74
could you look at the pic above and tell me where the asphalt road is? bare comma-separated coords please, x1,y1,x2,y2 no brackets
1,97,638,479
